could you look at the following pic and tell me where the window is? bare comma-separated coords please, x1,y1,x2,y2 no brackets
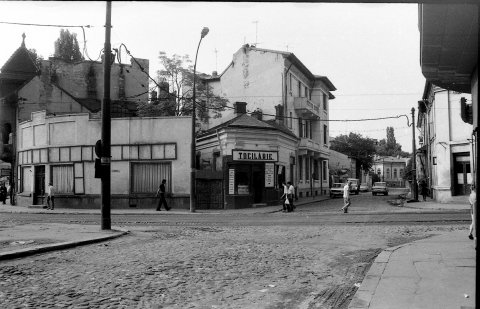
386,168,390,179
306,157,310,180
289,74,293,95
322,160,327,181
298,81,301,97
132,162,171,193
323,93,327,110
288,112,292,128
377,168,381,175
21,166,31,193
298,117,303,138
393,169,397,179
313,160,319,180
400,169,404,177
323,125,328,144
51,165,74,193
299,156,303,180
305,86,308,99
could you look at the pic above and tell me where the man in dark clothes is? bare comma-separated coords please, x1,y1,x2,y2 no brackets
156,179,171,211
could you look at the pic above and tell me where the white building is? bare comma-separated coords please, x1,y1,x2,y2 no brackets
417,82,473,203
199,45,336,204
17,111,191,209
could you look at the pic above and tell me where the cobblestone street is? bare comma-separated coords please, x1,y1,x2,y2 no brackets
0,221,464,309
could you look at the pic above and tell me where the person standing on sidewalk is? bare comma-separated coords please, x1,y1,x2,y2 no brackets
468,184,476,240
341,181,352,213
287,182,295,212
419,179,428,202
280,182,289,212
156,179,171,211
46,182,55,210
0,183,7,204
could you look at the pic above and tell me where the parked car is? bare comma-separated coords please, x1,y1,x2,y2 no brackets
359,183,369,192
372,182,388,196
330,183,345,198
347,178,360,195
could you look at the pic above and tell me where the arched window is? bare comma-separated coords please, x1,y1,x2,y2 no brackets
386,168,390,179
393,169,397,179
377,168,381,175
400,169,404,177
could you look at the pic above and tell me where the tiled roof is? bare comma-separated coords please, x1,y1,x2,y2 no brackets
198,113,297,139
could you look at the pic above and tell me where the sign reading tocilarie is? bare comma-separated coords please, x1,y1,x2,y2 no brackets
232,150,278,162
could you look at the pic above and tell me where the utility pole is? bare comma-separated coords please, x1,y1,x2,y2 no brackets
252,21,258,45
101,1,112,230
411,107,418,201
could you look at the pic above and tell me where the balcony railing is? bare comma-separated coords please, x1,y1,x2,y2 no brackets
293,97,320,119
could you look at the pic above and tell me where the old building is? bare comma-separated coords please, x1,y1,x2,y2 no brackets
328,149,356,184
417,83,473,202
198,45,336,207
371,155,407,188
0,36,192,208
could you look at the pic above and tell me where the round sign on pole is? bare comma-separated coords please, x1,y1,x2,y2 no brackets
95,140,102,158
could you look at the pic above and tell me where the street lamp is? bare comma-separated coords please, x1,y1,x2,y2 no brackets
190,27,209,213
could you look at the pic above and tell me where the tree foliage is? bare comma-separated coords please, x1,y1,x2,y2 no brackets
54,29,83,62
375,127,410,157
330,133,377,172
28,48,43,69
149,51,228,122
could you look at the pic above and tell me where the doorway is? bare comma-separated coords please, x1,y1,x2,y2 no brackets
453,153,471,196
33,165,46,205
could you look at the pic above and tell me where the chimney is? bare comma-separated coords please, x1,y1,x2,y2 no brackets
234,102,247,115
275,104,284,123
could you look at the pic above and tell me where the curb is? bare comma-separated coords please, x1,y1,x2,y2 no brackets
0,227,130,261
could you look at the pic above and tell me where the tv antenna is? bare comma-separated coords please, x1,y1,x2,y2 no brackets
252,20,259,46
214,48,218,71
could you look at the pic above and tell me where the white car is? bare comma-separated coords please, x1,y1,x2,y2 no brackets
330,183,344,198
372,182,388,196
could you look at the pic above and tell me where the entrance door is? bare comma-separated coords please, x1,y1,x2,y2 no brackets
453,153,471,196
33,165,46,205
252,165,264,203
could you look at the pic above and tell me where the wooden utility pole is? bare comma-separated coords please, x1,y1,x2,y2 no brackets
411,107,418,201
101,1,112,230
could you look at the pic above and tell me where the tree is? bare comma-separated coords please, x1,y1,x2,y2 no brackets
375,127,410,157
28,48,43,68
54,29,84,62
154,51,228,122
330,133,377,172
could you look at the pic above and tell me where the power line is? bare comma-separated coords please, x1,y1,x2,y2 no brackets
0,21,92,28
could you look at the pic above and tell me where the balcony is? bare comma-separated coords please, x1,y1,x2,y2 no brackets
298,138,328,158
293,97,320,119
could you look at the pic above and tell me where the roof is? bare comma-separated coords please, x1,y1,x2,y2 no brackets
198,113,298,139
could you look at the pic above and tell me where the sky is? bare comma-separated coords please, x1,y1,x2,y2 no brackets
0,1,426,153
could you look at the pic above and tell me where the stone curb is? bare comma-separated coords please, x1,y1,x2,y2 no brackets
0,227,130,261
348,244,409,309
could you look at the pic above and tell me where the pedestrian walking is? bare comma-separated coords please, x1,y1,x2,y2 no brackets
287,182,295,212
280,182,289,212
468,184,476,240
341,181,352,213
156,179,171,211
46,182,55,210
419,179,428,202
0,183,7,204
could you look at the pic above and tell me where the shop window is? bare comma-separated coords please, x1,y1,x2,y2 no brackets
51,165,74,193
21,166,31,193
132,162,171,193
235,165,250,195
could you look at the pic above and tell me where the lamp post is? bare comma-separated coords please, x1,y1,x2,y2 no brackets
190,27,209,213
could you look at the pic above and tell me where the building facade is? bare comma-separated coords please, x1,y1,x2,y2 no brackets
328,149,356,184
417,83,474,202
371,156,407,188
17,111,191,209
200,45,336,203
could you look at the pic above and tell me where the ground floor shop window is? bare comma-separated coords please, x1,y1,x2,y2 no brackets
52,165,74,193
21,166,31,193
235,165,250,195
132,162,171,193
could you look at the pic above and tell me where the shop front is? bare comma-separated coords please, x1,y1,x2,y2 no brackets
224,149,279,209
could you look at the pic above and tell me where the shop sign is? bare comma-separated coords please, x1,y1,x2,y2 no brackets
228,169,235,194
232,150,278,162
265,163,274,187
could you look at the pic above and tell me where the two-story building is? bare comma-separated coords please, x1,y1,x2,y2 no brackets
417,83,473,202
197,45,336,207
371,155,407,188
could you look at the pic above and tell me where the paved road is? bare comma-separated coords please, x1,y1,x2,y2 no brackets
0,193,471,309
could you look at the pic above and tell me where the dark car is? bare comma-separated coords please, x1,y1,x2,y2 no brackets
330,183,344,198
372,182,388,196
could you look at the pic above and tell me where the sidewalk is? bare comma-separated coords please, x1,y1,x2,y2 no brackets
348,230,475,309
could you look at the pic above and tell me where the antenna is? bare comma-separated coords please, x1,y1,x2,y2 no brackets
252,20,258,46
214,48,218,71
